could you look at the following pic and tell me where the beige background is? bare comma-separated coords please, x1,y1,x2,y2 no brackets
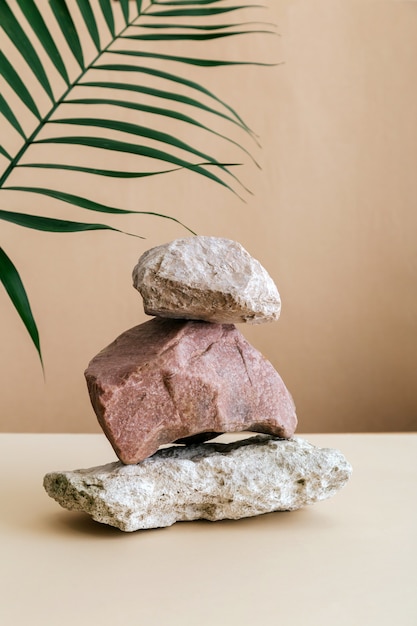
0,0,416,433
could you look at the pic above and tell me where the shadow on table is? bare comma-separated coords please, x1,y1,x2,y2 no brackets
40,504,335,538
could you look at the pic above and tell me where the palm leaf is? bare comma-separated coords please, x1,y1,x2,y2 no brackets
16,162,185,178
147,5,260,18
0,94,26,140
30,137,237,193
90,63,256,136
0,247,42,366
0,145,12,160
152,1,226,5
0,50,42,120
3,187,197,230
58,98,259,166
124,29,274,41
98,0,115,37
0,208,140,236
135,21,276,30
77,78,252,135
153,1,226,4
111,48,274,68
0,0,55,102
119,0,130,24
48,116,238,176
0,0,274,363
15,0,70,86
76,0,101,51
49,0,85,69
1,195,196,235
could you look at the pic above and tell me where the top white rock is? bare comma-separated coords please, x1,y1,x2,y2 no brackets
132,236,281,324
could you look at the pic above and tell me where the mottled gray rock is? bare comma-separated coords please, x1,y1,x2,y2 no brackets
85,318,297,465
43,436,352,532
132,236,281,324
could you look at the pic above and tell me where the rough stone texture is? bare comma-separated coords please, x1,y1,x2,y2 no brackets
132,236,281,324
43,436,352,532
85,318,297,465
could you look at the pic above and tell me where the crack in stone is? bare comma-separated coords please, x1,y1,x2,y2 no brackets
191,341,216,361
235,341,253,386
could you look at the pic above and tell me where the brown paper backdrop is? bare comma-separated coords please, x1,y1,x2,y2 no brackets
1,0,416,433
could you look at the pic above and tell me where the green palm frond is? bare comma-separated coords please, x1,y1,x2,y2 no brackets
0,247,43,369
0,0,275,364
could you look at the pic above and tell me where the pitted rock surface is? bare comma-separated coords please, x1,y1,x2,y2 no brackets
85,318,297,464
132,236,281,324
43,435,352,531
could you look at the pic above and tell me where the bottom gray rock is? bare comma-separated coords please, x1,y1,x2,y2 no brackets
43,436,352,532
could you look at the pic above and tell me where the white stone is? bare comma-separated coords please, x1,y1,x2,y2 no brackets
43,436,352,532
132,236,281,324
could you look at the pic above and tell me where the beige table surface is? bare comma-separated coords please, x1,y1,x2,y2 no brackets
0,433,416,626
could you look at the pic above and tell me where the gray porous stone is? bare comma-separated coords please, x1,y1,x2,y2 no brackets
132,236,281,324
43,436,352,532
85,318,297,465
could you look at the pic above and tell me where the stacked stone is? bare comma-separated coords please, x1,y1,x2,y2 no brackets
43,237,352,532
85,236,297,465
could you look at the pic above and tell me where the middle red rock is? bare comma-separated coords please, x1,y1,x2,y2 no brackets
85,318,297,464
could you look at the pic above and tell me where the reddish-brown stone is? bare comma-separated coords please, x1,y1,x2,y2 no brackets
85,318,297,464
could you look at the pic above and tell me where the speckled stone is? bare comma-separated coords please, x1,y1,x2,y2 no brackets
43,436,352,532
132,236,281,324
